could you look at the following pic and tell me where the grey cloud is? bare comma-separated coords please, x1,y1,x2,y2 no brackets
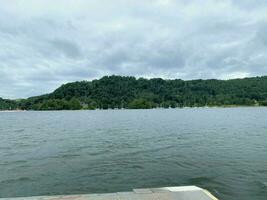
0,0,267,98
48,38,83,59
255,24,267,47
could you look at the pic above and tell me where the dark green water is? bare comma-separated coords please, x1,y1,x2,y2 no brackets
0,108,266,200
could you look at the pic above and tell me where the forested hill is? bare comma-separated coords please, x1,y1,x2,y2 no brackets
1,75,267,110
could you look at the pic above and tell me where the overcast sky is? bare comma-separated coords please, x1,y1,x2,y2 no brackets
1,0,267,99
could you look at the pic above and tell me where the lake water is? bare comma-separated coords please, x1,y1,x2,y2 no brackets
0,108,267,200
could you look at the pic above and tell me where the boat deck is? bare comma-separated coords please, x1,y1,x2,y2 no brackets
0,186,218,200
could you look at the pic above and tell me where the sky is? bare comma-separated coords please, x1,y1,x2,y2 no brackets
0,0,267,99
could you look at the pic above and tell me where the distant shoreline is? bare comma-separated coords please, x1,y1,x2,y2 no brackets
0,110,25,112
1,105,266,112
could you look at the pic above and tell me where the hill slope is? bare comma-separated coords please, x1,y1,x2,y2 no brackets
1,75,267,110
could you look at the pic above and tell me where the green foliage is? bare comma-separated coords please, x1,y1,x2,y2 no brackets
1,75,267,110
69,98,82,110
259,100,267,106
10,98,82,111
127,98,155,109
0,98,18,110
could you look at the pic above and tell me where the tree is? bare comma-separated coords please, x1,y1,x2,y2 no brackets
69,98,82,110
127,98,154,109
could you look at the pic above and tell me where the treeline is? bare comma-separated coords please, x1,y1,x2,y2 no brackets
1,75,267,110
0,98,18,110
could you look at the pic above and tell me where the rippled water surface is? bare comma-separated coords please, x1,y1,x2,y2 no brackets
0,108,267,200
